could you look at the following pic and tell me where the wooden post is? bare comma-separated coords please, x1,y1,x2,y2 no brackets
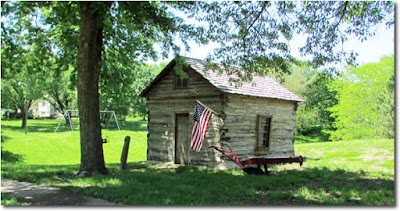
119,136,131,171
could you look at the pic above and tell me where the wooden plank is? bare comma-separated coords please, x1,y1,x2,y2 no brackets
175,113,190,165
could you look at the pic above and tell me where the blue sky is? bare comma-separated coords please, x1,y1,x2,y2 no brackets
151,19,394,68
181,22,394,66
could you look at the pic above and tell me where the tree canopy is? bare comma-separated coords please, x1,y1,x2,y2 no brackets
328,55,394,141
1,2,53,127
177,1,393,79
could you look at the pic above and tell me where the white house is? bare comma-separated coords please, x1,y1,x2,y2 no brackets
32,100,62,118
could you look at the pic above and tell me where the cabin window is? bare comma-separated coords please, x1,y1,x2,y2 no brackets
174,71,189,89
257,115,272,149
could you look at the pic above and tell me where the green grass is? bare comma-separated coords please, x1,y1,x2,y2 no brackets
295,125,332,144
1,193,30,206
1,118,394,205
294,138,394,175
1,118,147,165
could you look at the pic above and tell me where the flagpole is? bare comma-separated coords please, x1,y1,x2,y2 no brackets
188,105,197,167
188,136,191,166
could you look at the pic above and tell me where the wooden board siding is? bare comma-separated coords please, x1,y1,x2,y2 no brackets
222,94,297,159
146,66,224,167
144,62,300,169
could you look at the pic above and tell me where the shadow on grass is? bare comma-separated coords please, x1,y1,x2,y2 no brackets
1,134,24,164
1,134,11,143
2,162,393,206
1,150,24,164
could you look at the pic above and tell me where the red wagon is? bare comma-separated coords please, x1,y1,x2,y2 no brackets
209,144,303,175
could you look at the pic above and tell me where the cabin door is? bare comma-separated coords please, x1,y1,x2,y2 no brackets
175,113,190,165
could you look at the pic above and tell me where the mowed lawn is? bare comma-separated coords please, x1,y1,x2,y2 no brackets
1,119,394,205
1,118,147,165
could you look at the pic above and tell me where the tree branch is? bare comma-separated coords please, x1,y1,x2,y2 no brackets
245,1,268,34
333,1,349,31
1,22,15,47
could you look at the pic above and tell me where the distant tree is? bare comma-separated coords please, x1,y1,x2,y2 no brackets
303,71,338,129
282,64,338,136
328,55,394,141
281,63,310,96
42,61,77,123
1,2,52,128
281,64,315,135
130,63,162,120
41,1,80,119
99,52,160,120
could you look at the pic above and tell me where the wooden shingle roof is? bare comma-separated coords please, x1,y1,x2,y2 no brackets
141,57,303,102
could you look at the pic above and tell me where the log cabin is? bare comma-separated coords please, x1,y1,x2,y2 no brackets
140,57,303,169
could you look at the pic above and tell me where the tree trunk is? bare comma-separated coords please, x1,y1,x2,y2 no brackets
20,100,31,129
64,115,71,125
21,109,27,128
77,2,108,176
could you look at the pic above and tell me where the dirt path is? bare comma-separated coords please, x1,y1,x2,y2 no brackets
1,178,119,206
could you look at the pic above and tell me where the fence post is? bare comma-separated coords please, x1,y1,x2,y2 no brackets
119,136,131,171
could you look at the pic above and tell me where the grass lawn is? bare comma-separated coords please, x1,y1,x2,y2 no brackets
1,118,394,206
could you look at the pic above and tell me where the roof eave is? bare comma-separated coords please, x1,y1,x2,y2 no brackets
139,59,176,97
220,91,303,102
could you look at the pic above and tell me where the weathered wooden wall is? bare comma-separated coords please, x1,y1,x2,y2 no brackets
146,66,224,167
145,65,299,169
221,94,297,162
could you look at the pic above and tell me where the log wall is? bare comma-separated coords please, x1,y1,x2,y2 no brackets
145,65,299,169
222,94,297,160
146,66,224,167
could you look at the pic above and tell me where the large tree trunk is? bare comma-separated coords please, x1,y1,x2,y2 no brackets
77,2,108,176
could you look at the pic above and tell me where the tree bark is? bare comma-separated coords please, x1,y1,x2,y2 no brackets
20,99,32,129
21,108,27,128
77,2,108,176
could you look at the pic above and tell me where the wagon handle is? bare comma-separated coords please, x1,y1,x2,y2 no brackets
209,144,245,169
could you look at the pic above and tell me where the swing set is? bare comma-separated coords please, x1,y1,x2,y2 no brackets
54,110,121,132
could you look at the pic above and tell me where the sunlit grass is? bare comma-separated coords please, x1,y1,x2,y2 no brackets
1,194,30,206
1,118,147,166
1,118,394,205
294,138,394,176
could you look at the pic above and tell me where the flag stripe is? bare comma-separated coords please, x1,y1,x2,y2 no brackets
190,101,214,152
192,122,202,151
192,124,200,148
200,113,212,136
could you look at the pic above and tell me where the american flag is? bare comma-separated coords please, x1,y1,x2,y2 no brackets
191,101,214,152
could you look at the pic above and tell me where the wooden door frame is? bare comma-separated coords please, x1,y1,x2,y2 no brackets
174,112,190,165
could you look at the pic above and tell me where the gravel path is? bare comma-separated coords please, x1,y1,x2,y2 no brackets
1,178,119,206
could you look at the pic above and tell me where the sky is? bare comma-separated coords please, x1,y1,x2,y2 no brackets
175,22,394,67
150,14,394,68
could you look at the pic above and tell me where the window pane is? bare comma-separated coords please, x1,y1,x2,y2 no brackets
175,75,188,89
182,78,188,87
258,116,271,148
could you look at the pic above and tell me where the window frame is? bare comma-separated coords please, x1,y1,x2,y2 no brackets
256,115,272,152
174,70,189,89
